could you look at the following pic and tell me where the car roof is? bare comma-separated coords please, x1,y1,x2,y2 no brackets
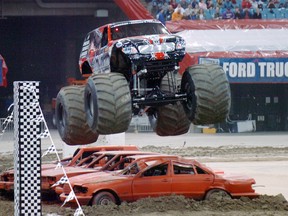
127,154,179,161
75,145,138,151
92,150,157,155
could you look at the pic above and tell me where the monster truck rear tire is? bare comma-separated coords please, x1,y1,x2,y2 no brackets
84,73,132,134
55,86,99,145
181,64,231,125
151,74,191,136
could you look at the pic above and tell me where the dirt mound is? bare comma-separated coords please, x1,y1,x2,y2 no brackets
80,194,288,216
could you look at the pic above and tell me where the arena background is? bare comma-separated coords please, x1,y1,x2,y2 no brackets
1,0,288,131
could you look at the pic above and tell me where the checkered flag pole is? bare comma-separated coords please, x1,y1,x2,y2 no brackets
20,84,84,214
14,81,42,216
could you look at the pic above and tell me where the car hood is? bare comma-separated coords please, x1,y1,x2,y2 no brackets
72,172,127,187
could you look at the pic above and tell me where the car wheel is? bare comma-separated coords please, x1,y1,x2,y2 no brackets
92,191,116,205
152,74,191,136
84,73,132,134
181,64,231,125
55,85,99,145
205,189,231,201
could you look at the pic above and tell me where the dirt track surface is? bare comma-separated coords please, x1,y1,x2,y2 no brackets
1,130,288,215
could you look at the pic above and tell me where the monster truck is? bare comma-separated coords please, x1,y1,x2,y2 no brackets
55,19,231,145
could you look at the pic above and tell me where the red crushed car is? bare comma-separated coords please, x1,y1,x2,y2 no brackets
60,155,259,206
0,145,138,195
41,150,156,197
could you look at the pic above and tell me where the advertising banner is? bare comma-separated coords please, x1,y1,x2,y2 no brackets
199,57,288,83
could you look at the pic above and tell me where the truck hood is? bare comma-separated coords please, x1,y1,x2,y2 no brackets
115,34,185,54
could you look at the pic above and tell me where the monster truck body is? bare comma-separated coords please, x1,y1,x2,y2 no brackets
55,19,231,145
79,20,186,106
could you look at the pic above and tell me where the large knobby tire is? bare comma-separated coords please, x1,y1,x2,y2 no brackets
205,189,231,201
181,64,231,125
84,73,132,134
92,191,117,205
55,85,99,145
151,74,191,136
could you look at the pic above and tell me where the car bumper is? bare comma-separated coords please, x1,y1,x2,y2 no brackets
0,181,14,192
60,193,92,206
231,192,260,199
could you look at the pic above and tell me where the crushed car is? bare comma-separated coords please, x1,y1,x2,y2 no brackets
60,155,259,206
0,145,138,195
41,150,156,197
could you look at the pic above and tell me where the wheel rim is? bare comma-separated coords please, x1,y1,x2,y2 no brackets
99,196,112,205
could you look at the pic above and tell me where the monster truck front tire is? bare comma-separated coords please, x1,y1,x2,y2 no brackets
181,64,231,125
150,74,191,136
55,86,99,145
84,73,132,134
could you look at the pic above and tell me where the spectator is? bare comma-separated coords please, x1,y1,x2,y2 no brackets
151,0,161,17
170,0,178,8
171,6,184,20
267,0,276,8
191,0,199,8
198,8,206,19
284,0,288,8
251,0,259,9
242,7,252,18
242,0,252,8
223,0,234,9
193,4,200,15
222,8,235,19
180,0,189,9
162,2,170,13
156,9,166,25
165,4,175,20
190,10,198,19
217,0,224,7
257,0,264,9
253,8,262,19
199,0,208,10
212,6,222,19
176,3,185,14
207,0,215,9
183,4,194,19
234,6,242,19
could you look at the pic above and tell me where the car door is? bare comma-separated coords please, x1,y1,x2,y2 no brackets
132,162,171,201
171,161,214,200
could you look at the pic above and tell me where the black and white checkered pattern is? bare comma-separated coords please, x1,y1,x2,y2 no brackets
14,82,42,216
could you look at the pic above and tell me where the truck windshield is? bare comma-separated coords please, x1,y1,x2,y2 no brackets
111,23,170,40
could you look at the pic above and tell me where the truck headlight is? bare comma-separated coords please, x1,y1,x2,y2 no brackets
122,46,138,54
175,41,185,50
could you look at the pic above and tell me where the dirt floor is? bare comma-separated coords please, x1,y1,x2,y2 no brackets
0,131,288,216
